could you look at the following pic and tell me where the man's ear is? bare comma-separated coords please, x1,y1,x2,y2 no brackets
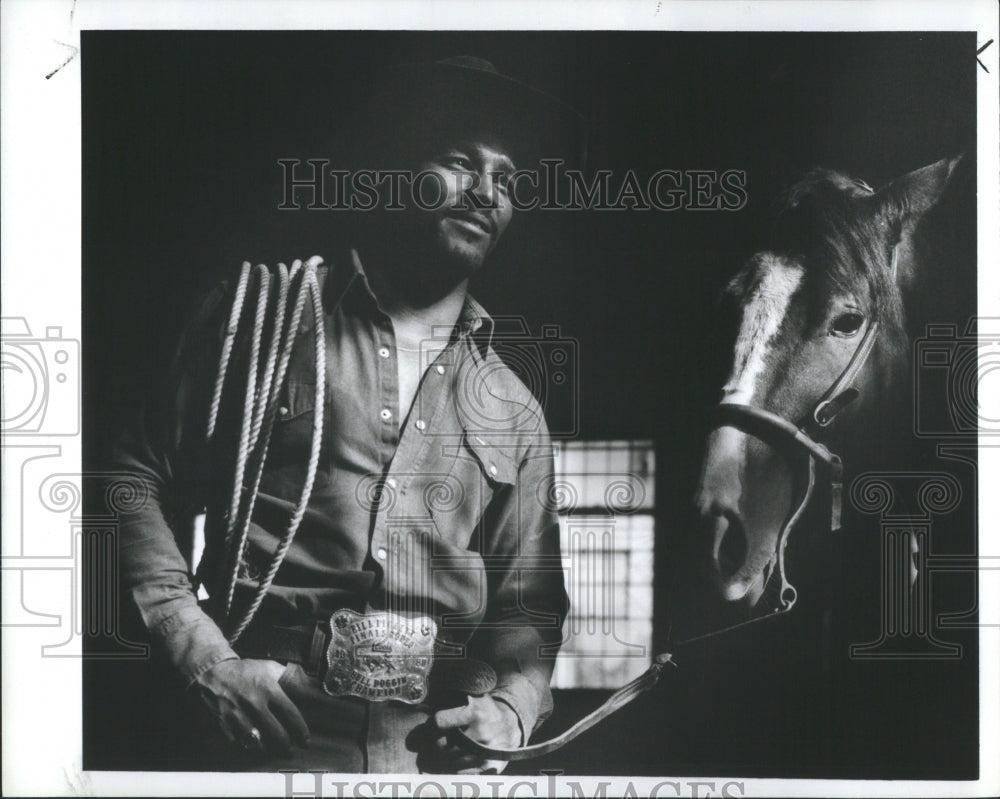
875,154,962,284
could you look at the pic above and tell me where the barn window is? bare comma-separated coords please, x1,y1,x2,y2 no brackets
549,440,656,689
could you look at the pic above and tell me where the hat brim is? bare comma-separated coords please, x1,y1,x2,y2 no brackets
359,60,588,171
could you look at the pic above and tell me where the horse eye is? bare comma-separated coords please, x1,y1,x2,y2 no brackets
831,311,865,337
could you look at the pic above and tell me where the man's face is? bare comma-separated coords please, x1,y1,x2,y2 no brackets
412,139,516,275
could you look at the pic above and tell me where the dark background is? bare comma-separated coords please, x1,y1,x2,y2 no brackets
82,31,978,778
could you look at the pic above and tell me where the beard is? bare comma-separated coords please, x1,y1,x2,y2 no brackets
355,208,494,306
388,209,493,286
428,214,493,274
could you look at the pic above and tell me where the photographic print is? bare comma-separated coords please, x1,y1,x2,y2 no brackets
2,2,997,797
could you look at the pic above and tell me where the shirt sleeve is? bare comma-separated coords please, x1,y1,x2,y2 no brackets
470,422,569,741
111,281,240,685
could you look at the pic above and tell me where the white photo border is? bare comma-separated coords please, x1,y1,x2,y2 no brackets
1,1,997,796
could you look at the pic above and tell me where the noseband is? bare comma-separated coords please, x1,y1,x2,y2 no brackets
709,402,845,614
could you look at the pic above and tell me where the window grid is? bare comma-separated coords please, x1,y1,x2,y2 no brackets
550,441,655,689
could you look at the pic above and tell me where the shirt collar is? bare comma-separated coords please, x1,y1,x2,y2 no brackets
457,294,495,361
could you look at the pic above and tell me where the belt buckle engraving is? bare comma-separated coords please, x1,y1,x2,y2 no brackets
322,609,437,704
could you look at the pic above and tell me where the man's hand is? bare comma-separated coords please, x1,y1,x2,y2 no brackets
423,694,522,774
194,658,310,754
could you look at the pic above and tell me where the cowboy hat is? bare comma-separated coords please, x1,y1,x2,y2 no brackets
348,55,588,171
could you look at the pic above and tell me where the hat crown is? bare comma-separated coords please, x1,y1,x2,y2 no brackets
436,55,499,75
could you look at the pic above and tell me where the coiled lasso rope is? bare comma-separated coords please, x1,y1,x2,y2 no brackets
203,257,326,645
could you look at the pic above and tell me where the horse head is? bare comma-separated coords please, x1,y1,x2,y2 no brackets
695,156,961,609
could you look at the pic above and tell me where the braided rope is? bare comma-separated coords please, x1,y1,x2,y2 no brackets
229,265,290,571
248,263,289,448
226,264,325,643
222,265,270,561
231,264,291,561
196,262,253,593
206,262,251,441
246,265,272,451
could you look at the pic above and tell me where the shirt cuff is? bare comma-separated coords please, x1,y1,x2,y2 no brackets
490,672,542,746
149,602,240,686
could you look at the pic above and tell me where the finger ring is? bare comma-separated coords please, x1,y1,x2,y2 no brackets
239,727,262,750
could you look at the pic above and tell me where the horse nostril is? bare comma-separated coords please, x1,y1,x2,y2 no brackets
716,512,747,580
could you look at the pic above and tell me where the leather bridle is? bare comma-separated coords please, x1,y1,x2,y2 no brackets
708,306,881,615
702,244,894,619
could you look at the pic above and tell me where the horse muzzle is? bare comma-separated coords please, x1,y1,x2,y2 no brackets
696,403,844,611
696,424,789,607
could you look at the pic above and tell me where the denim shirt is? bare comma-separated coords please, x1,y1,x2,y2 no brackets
113,248,568,739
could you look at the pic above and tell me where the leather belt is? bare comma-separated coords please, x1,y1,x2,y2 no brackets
233,620,329,677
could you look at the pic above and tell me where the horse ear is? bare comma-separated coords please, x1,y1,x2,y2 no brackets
878,155,962,238
875,155,962,284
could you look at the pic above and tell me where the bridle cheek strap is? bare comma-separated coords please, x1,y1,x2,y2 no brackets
810,320,877,429
811,243,897,429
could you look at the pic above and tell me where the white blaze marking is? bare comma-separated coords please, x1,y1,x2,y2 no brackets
723,254,803,404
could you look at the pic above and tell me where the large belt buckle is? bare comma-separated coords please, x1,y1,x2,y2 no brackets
322,609,437,704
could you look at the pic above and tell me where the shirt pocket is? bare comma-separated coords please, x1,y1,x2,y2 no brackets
426,431,519,551
462,431,518,487
267,379,319,469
